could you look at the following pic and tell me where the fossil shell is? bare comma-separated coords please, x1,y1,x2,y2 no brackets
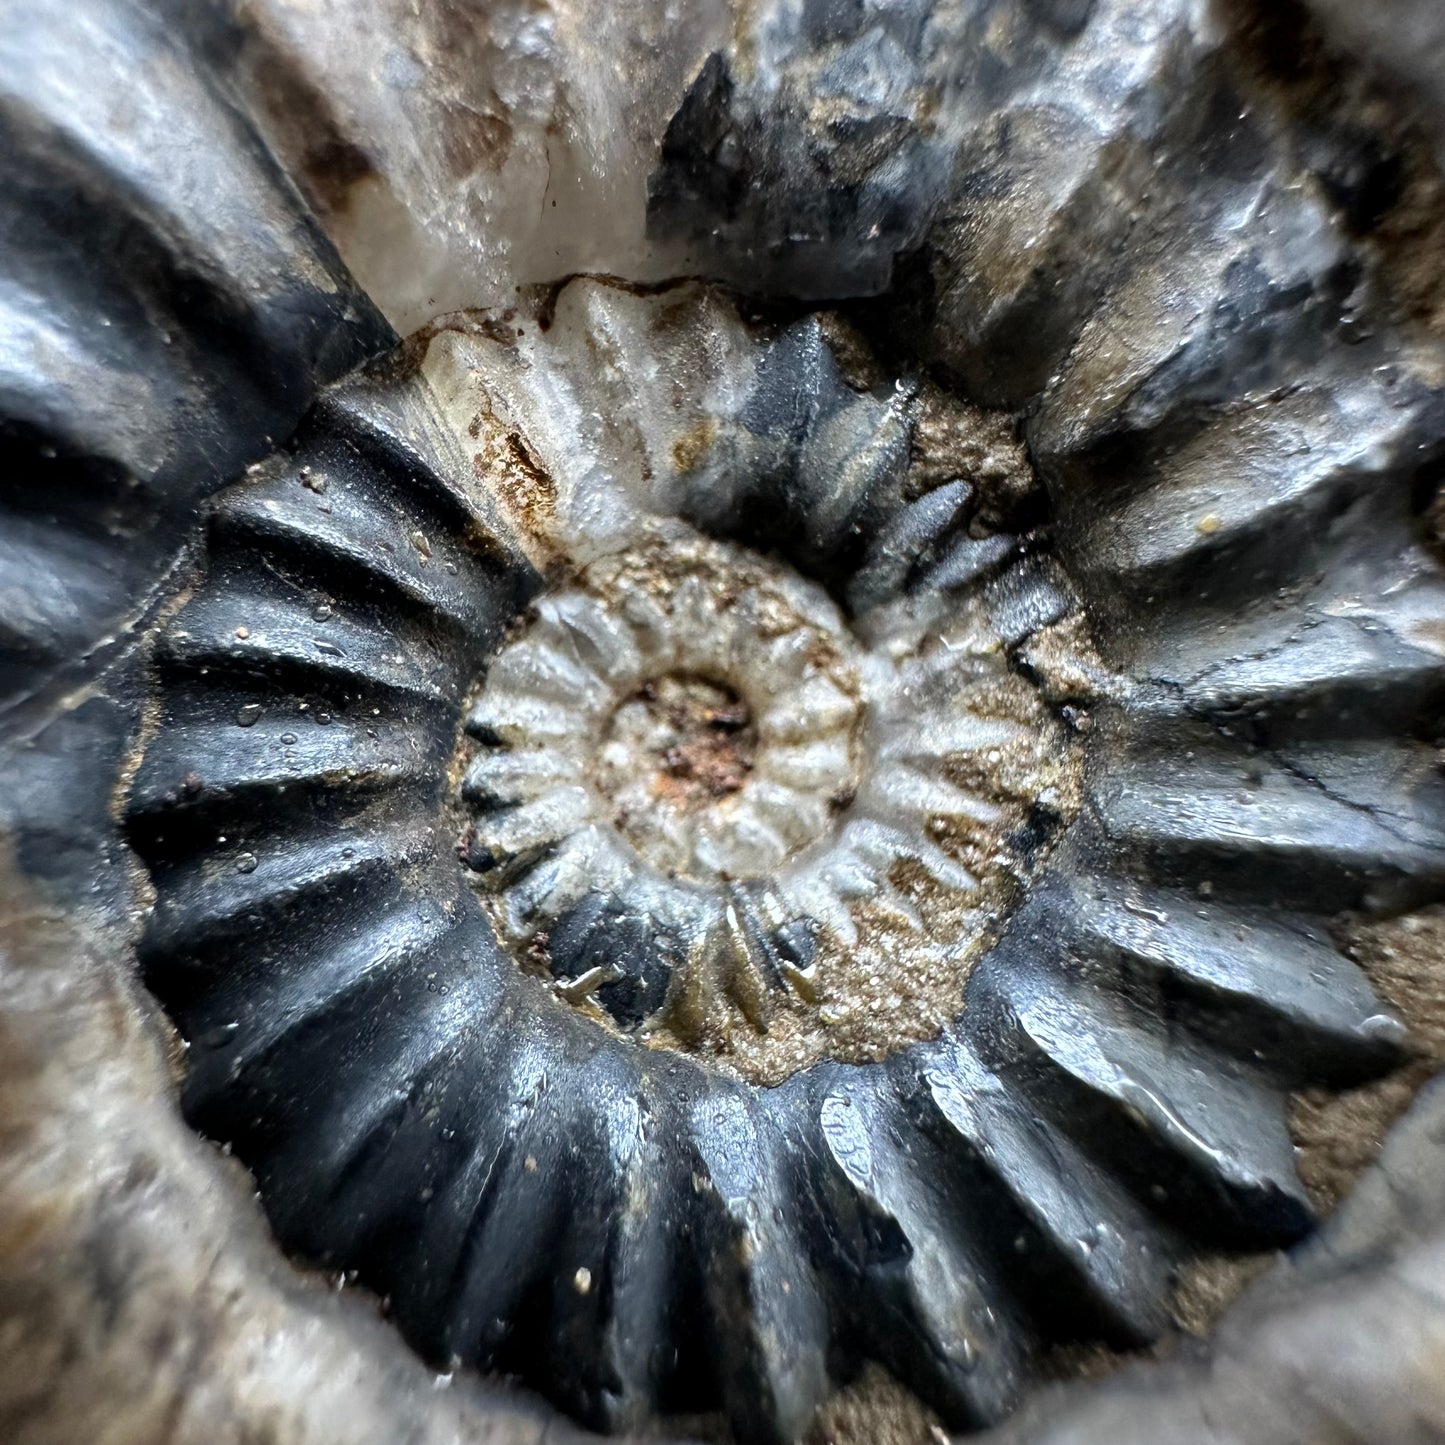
3,2,1445,1445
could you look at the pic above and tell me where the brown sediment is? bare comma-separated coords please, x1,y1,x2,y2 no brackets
908,385,1038,527
603,674,757,824
806,1364,947,1445
1170,1250,1279,1338
1290,906,1445,1213
671,417,718,474
637,668,1074,1086
816,311,894,391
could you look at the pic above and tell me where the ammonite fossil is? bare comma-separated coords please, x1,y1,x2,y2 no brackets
5,1,1445,1443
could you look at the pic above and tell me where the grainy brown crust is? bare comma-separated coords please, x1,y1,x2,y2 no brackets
1291,907,1445,1211
806,1365,947,1445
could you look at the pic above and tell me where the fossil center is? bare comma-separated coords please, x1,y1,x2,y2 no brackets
571,539,862,882
604,673,756,809
457,511,1086,1081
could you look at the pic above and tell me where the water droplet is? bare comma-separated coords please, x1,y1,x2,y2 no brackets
235,852,258,874
235,704,262,727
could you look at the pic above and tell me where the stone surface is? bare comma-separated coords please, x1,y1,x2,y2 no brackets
1,1,1444,1443
0,864,598,1445
231,0,730,330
